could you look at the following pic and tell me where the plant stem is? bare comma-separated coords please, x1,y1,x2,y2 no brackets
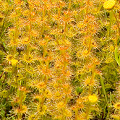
68,0,71,11
100,76,107,103
113,10,120,46
85,102,91,119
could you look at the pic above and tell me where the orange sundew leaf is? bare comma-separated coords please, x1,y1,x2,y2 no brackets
6,54,14,62
31,30,39,37
59,45,69,50
44,89,52,98
12,97,20,103
31,12,36,17
37,105,47,115
81,49,89,57
57,101,66,109
64,109,72,117
15,6,22,13
52,14,62,21
33,94,43,101
44,35,52,41
22,10,29,17
35,81,46,89
91,41,98,48
45,2,53,10
33,0,41,5
53,81,62,89
42,68,51,75
71,105,78,111
62,11,72,22
59,0,66,7
28,80,38,88
76,99,84,109
28,17,36,22
62,70,71,77
77,21,86,28
84,77,95,86
38,40,47,46
14,105,27,114
77,112,86,120
54,91,63,100
23,54,34,63
14,0,23,5
9,39,20,46
21,37,30,44
95,69,102,75
93,57,100,65
112,25,118,31
19,86,26,92
43,56,52,62
62,84,72,94
9,11,17,19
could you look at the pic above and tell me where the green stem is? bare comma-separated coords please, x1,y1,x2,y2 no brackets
115,47,120,66
100,76,107,103
106,92,112,119
85,102,91,119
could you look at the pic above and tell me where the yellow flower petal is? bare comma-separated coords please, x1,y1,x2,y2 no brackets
11,59,18,66
88,94,98,103
114,102,120,109
103,0,115,10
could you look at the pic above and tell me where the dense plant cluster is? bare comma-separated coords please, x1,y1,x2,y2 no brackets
0,0,120,120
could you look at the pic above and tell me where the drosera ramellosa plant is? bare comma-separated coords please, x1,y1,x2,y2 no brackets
0,0,120,120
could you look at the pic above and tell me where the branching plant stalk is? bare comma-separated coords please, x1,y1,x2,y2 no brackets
113,10,120,46
68,0,71,11
89,64,95,94
86,0,91,54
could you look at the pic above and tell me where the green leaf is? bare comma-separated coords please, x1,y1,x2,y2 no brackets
114,47,120,66
76,87,83,95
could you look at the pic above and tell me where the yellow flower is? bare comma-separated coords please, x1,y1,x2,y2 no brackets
11,59,18,66
111,114,120,119
103,0,115,10
88,94,98,103
114,102,120,109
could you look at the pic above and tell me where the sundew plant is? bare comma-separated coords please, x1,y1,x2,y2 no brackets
0,0,120,120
